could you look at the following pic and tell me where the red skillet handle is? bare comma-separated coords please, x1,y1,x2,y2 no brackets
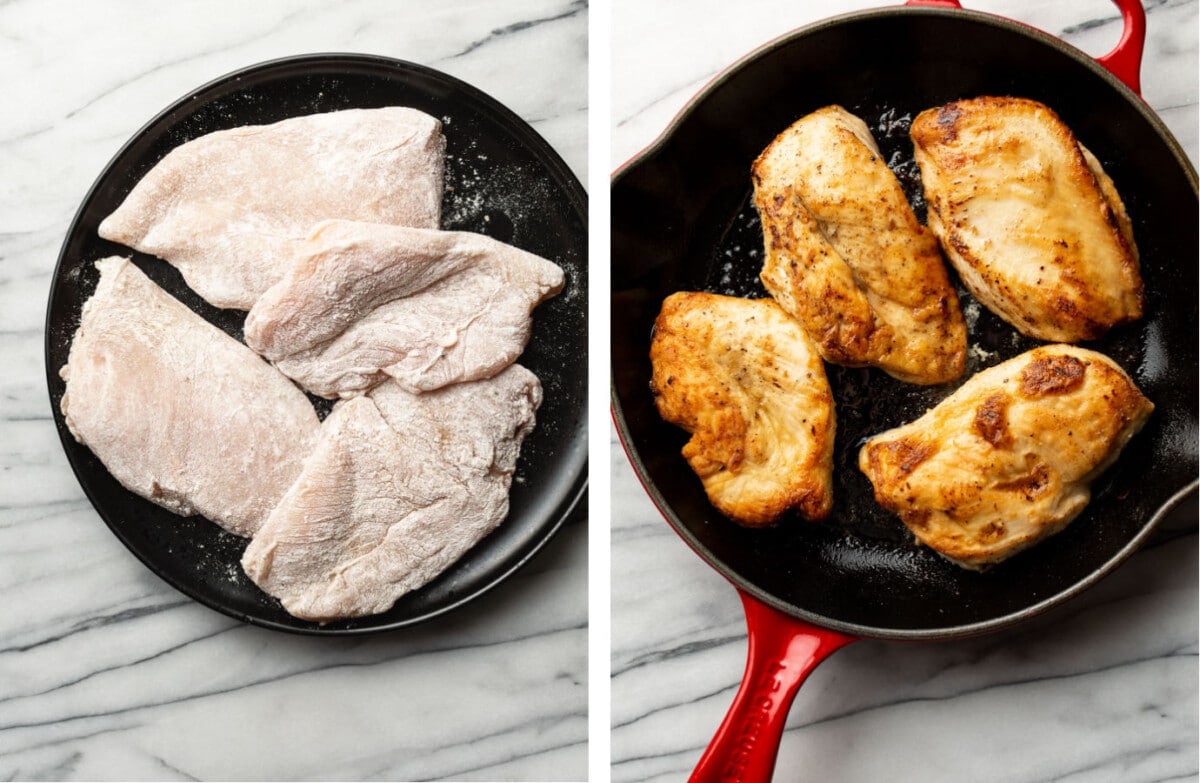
904,0,1146,95
689,591,856,783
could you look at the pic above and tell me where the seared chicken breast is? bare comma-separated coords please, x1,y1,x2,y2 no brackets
650,292,835,526
911,96,1143,342
753,105,966,385
859,345,1153,569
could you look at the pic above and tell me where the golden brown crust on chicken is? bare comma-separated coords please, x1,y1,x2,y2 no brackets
752,105,966,385
650,292,835,526
859,345,1153,569
911,96,1143,342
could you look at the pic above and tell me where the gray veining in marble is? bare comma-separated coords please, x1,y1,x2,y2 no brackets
0,1,586,780
611,1,1198,781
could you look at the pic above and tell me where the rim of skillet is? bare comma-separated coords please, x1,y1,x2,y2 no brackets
610,6,1199,641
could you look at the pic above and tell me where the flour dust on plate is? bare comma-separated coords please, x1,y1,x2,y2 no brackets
45,54,588,635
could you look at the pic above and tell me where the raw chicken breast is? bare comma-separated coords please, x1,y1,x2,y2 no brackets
60,257,321,537
244,220,564,397
241,365,541,622
859,345,1153,569
911,96,1143,342
98,108,445,310
649,292,835,526
753,105,966,385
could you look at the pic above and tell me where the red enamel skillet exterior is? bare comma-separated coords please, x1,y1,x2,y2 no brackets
611,2,1197,780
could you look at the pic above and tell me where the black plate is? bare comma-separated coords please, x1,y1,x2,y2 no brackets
46,54,588,634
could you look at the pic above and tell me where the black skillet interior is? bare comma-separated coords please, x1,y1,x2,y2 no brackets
612,9,1198,638
47,54,588,634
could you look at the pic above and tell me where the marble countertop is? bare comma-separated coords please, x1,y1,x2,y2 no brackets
611,1,1198,782
0,1,586,781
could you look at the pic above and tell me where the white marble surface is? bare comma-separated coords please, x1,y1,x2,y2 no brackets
611,1,1198,782
0,1,586,781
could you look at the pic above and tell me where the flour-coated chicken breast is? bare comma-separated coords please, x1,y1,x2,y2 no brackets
753,105,966,385
242,366,541,621
98,107,445,310
649,292,835,526
859,345,1153,569
911,96,1143,342
60,257,321,537
244,220,564,398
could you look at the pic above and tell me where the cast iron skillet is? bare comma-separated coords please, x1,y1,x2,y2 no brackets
47,54,588,635
611,1,1197,779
